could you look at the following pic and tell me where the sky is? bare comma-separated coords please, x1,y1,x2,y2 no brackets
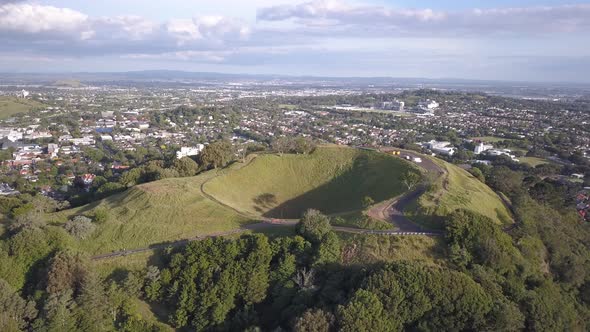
0,0,589,82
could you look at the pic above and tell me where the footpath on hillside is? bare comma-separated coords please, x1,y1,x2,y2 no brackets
93,148,444,261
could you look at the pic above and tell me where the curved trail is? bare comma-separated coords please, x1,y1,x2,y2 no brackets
92,147,444,261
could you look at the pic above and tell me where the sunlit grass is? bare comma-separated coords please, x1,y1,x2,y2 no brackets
406,157,512,230
52,170,251,255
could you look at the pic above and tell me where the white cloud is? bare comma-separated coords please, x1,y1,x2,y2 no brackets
0,3,91,37
0,0,588,82
257,1,590,37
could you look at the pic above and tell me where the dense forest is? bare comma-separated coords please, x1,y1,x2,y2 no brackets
1,181,589,331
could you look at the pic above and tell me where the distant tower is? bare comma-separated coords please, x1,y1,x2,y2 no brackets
399,101,405,112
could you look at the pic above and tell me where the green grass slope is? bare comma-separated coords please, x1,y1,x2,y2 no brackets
0,96,46,119
203,146,416,219
406,158,512,230
53,172,250,255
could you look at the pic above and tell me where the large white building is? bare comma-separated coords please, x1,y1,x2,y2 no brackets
486,149,519,162
424,140,456,156
176,144,205,159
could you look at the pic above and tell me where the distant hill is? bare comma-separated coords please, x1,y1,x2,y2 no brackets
0,96,46,119
52,79,85,87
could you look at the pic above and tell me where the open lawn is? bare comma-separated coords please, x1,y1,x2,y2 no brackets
519,156,549,167
52,170,251,255
203,146,417,219
0,96,46,119
406,157,512,230
471,136,518,143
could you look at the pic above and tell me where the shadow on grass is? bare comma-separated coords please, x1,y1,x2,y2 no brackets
258,154,408,219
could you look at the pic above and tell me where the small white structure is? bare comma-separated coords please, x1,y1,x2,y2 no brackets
20,90,29,99
176,144,205,159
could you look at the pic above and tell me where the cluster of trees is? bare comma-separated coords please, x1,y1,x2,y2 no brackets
0,249,170,331
104,206,590,331
271,137,316,155
1,195,589,331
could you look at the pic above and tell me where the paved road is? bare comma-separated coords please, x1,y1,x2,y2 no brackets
364,147,446,233
92,147,445,261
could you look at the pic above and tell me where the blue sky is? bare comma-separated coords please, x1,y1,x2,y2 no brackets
1,0,589,82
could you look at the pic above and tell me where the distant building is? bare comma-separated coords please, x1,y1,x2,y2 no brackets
0,128,23,142
486,149,519,162
176,145,205,159
474,142,494,154
424,140,455,156
47,143,59,158
20,90,29,99
381,101,405,112
418,100,439,110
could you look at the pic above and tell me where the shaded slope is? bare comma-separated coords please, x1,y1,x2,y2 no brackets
203,147,416,219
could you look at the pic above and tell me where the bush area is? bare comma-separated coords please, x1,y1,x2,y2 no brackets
1,194,588,331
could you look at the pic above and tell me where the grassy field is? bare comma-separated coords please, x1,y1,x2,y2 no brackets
331,211,395,230
406,158,512,230
340,233,446,266
0,96,46,119
519,156,549,167
52,170,251,255
203,146,417,219
471,136,518,143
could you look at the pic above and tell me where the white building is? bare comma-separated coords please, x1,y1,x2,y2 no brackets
427,101,439,109
474,142,494,154
0,128,23,142
176,145,205,159
419,100,439,110
381,101,405,112
424,140,456,156
486,149,519,162
69,136,95,146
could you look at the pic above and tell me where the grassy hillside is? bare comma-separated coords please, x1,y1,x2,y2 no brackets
406,157,512,229
203,146,417,219
0,96,46,119
52,171,251,255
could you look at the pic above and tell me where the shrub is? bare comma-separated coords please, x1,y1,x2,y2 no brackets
64,216,96,240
